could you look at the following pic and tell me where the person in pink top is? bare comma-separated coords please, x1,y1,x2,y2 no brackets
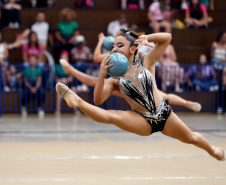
70,35,91,63
184,0,213,28
22,32,44,67
147,0,172,33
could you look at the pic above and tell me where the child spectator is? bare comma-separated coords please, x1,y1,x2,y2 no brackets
121,0,145,10
184,0,213,28
21,56,45,116
0,32,9,92
147,0,172,33
22,32,44,67
54,8,79,61
186,54,218,91
55,51,78,115
3,0,21,28
6,65,21,91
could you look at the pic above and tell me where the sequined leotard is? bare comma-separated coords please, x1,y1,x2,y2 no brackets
119,58,172,134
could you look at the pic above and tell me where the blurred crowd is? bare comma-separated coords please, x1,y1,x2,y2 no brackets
0,0,225,115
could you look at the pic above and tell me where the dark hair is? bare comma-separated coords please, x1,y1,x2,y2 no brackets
28,32,39,49
118,31,139,56
189,0,203,20
216,31,226,42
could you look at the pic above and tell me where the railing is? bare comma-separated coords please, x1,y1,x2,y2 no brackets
0,63,225,115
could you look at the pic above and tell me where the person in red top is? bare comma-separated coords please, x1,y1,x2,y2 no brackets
184,0,212,28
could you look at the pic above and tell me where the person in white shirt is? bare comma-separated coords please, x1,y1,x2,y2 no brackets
107,14,128,37
8,11,54,50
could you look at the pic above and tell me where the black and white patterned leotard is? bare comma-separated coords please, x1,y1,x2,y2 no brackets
119,58,172,134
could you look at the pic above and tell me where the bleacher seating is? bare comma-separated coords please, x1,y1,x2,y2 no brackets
2,0,226,64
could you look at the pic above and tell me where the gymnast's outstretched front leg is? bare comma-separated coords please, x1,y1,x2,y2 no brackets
56,82,152,136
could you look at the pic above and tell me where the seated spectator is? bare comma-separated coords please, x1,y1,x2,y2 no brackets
55,51,78,115
22,32,44,67
6,65,21,91
0,32,9,92
3,0,21,28
54,8,79,61
30,0,54,8
21,56,45,116
147,0,172,33
76,0,93,8
70,35,90,92
210,31,226,89
8,11,53,50
159,44,184,92
70,35,91,63
186,54,218,91
107,14,128,37
184,0,213,28
210,31,226,67
121,0,144,10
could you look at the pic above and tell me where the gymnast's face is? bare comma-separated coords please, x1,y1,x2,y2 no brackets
112,36,135,60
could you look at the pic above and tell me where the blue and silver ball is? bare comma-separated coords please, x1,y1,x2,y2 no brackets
103,36,114,51
107,53,129,77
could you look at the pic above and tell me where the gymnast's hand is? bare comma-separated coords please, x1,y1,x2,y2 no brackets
99,54,113,78
134,35,153,50
98,32,106,44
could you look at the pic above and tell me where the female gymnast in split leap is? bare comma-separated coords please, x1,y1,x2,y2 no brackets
56,31,225,161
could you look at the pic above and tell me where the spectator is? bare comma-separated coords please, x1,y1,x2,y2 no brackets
107,14,128,37
8,11,53,50
3,0,21,28
121,0,145,10
147,0,172,33
70,35,91,63
210,31,226,66
186,54,218,91
0,31,9,92
21,56,45,116
54,8,79,61
184,0,213,28
22,32,44,67
210,31,226,90
55,51,77,115
70,35,90,92
6,65,21,91
159,44,184,92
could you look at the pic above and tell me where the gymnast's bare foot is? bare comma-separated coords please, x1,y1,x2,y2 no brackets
56,82,80,108
60,59,71,74
213,147,225,161
186,101,202,112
